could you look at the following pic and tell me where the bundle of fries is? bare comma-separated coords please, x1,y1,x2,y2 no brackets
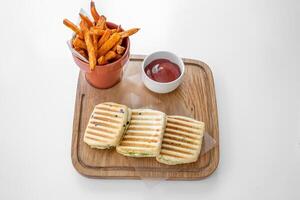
63,1,139,70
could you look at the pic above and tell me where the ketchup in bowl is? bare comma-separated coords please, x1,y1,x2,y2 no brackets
144,59,181,83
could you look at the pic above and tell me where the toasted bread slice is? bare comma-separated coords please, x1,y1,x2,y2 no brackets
83,102,130,149
156,116,205,165
116,109,166,157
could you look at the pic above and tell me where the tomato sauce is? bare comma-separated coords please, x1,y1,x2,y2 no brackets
144,59,181,83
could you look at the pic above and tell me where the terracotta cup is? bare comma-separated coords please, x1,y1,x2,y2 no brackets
72,22,130,89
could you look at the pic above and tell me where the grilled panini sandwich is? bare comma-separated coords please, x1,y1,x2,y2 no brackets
83,102,130,149
156,116,205,165
116,109,166,157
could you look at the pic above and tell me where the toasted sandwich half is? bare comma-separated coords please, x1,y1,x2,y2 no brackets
83,102,130,149
156,115,205,165
116,109,166,157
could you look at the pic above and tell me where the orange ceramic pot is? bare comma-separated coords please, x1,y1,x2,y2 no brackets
72,22,130,89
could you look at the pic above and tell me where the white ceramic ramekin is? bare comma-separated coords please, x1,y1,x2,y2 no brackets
141,51,185,93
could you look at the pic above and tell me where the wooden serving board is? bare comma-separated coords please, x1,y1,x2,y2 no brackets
71,55,219,180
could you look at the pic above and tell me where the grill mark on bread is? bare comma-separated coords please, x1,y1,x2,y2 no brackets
95,105,124,113
166,123,201,134
86,131,115,139
123,131,160,137
162,139,198,150
161,145,194,155
127,126,161,131
123,134,159,140
129,121,163,126
87,125,117,134
167,118,202,129
117,148,156,156
168,116,200,123
93,115,122,124
164,129,200,140
163,135,199,145
162,143,196,154
122,137,158,143
119,141,156,148
89,120,120,129
94,111,123,118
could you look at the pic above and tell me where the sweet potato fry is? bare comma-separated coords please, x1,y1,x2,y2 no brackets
116,45,125,55
96,15,106,29
90,27,105,35
79,13,94,28
79,20,88,32
98,33,121,56
83,30,96,70
104,50,117,61
72,35,87,49
112,38,123,51
118,38,123,45
93,34,98,54
97,51,117,65
97,29,112,49
111,29,117,33
63,19,83,39
120,28,140,38
97,56,106,65
90,1,100,21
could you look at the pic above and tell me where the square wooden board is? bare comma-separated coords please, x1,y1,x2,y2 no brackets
71,55,219,180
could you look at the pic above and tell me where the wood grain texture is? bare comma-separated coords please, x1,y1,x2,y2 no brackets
71,55,219,180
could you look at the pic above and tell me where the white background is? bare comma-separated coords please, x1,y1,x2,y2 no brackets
0,0,299,199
